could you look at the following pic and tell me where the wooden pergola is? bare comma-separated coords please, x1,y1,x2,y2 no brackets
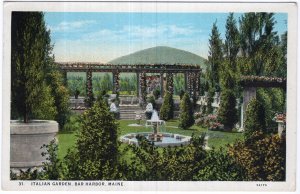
239,75,287,129
57,62,202,104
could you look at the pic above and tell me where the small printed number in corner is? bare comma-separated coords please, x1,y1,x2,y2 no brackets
256,183,267,187
19,182,24,186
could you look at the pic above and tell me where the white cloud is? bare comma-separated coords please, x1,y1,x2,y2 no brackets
52,24,205,62
49,20,96,32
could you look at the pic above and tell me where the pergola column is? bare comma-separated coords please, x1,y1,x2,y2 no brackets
191,71,201,100
86,70,93,100
187,72,192,97
139,72,147,105
112,71,120,94
160,73,164,97
166,73,174,95
136,72,140,97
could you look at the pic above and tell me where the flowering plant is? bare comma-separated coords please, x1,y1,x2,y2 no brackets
209,122,224,131
273,113,286,123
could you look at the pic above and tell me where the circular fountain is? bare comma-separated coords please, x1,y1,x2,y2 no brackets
120,110,191,147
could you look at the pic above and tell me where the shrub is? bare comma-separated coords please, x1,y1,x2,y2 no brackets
244,98,266,140
179,90,185,100
228,131,286,181
194,147,245,181
40,139,62,180
74,89,80,99
63,99,120,180
62,114,82,132
147,95,156,110
153,89,161,100
208,122,224,131
179,93,195,129
159,92,174,121
217,90,237,131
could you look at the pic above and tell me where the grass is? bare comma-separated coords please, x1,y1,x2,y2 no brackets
57,131,77,160
57,119,243,160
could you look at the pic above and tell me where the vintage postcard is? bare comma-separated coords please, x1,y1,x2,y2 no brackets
1,0,298,192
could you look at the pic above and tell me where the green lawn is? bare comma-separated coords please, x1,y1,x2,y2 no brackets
57,119,243,160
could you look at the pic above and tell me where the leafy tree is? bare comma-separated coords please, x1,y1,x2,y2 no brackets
278,31,287,77
64,99,120,180
68,76,85,97
11,12,56,123
239,13,282,76
159,92,174,120
178,93,195,129
244,98,266,140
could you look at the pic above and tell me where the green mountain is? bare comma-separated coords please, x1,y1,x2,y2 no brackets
109,46,207,69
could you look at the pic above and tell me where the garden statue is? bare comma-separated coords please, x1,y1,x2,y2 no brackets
110,102,119,119
110,102,118,112
145,102,153,119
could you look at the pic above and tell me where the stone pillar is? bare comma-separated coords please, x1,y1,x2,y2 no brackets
166,73,174,95
139,72,147,105
242,87,257,128
277,121,285,137
187,72,192,97
191,72,198,100
112,71,120,94
86,70,93,99
160,73,164,97
136,72,140,97
195,72,200,99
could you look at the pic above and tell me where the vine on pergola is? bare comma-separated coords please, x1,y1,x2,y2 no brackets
239,76,286,88
166,73,174,95
139,72,147,106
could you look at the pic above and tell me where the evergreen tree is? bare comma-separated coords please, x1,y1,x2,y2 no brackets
64,99,120,180
46,66,70,128
207,21,223,92
244,98,266,140
218,90,237,131
178,93,195,129
224,13,240,70
11,12,56,123
159,92,174,120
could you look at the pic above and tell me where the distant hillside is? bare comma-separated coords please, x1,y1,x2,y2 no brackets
109,46,207,69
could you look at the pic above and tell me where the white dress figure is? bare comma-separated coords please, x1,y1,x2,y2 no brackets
145,103,153,113
110,102,118,112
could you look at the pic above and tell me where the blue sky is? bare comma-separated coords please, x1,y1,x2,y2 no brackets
45,12,287,63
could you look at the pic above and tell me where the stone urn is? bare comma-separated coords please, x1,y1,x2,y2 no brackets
10,120,59,169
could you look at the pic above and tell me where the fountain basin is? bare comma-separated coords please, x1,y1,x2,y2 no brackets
120,132,191,147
